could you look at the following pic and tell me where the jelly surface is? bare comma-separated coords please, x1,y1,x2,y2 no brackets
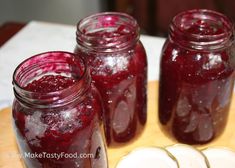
159,18,235,144
182,19,225,35
76,26,147,146
13,75,107,167
24,75,76,92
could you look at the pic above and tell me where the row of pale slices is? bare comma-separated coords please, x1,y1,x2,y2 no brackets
115,144,235,168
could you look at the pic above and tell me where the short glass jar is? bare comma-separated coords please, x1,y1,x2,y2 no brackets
12,51,108,168
75,12,148,146
159,9,235,144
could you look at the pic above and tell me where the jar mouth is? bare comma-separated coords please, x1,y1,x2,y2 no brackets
76,12,139,52
170,9,234,50
13,51,90,108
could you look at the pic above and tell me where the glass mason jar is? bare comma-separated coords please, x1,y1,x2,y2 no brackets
159,9,235,144
12,51,108,168
75,12,148,146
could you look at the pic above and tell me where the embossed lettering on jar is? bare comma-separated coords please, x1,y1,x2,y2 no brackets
12,52,108,168
75,12,148,146
159,9,235,144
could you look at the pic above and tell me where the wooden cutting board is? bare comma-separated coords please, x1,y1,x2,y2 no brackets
1,81,235,168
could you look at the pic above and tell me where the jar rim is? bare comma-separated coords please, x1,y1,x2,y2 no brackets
77,12,139,35
170,9,234,50
76,12,140,52
13,51,91,108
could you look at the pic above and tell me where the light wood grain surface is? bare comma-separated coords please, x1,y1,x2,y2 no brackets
1,81,235,168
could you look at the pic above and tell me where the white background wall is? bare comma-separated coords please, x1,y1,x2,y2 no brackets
0,0,102,25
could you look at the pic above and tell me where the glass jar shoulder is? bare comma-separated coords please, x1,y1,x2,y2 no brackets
161,39,235,82
12,85,102,135
75,41,147,78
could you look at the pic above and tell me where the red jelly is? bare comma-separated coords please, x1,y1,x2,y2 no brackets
159,9,235,144
23,75,76,92
75,12,147,146
12,52,108,168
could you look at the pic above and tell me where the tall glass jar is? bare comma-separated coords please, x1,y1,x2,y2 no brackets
159,9,235,144
75,12,148,146
12,51,108,168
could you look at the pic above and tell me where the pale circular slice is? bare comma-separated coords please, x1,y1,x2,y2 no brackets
166,144,209,168
202,147,235,168
116,147,179,168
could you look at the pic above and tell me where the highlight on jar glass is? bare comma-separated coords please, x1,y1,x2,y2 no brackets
158,9,235,144
12,51,108,168
75,12,148,146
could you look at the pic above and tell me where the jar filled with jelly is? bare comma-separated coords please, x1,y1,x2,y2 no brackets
12,51,108,167
159,9,235,144
75,12,148,146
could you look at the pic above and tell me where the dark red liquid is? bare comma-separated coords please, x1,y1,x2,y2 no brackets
159,18,235,144
13,75,107,167
75,27,147,146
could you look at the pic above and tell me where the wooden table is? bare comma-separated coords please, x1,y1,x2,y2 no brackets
0,22,25,47
1,81,235,168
